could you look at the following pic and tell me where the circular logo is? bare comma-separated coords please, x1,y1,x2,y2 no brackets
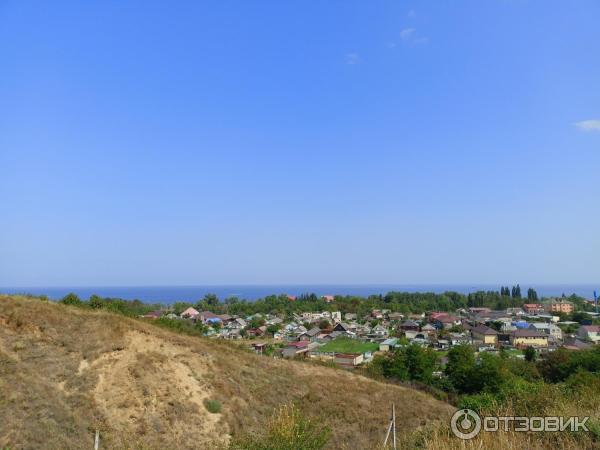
451,409,482,440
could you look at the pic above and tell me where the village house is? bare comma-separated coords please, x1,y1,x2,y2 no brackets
469,307,491,315
522,304,545,315
334,352,364,368
181,307,200,319
199,311,221,323
506,307,525,317
399,320,419,332
387,312,404,322
330,311,342,323
246,326,267,338
471,324,498,346
421,323,437,336
371,310,384,320
320,330,343,342
282,341,309,358
368,324,389,339
460,320,472,331
298,326,321,342
228,317,247,329
528,322,563,341
379,338,399,352
433,314,461,330
141,310,164,319
546,299,574,314
510,329,549,348
435,338,449,350
266,316,283,326
501,322,517,333
448,333,472,347
332,322,355,336
429,312,448,321
563,336,593,351
322,295,335,303
408,313,425,321
577,325,600,343
219,328,242,340
293,325,308,335
218,314,233,324
301,312,320,322
251,342,267,354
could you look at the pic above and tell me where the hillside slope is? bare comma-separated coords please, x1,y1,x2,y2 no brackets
0,295,452,449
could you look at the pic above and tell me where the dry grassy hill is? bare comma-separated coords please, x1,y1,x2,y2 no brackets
0,295,452,449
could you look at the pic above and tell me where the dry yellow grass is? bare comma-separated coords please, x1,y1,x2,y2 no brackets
0,295,452,449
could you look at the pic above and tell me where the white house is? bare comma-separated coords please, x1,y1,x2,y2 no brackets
578,325,600,343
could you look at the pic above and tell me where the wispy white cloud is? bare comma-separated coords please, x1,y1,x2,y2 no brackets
396,27,428,46
400,28,416,41
345,53,361,65
575,119,600,132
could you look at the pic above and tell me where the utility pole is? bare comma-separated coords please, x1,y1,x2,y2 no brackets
392,403,397,450
94,430,100,450
595,291,598,314
383,403,397,449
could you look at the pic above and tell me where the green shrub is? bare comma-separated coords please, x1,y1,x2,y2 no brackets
60,293,82,306
204,399,222,414
458,392,499,413
229,404,330,450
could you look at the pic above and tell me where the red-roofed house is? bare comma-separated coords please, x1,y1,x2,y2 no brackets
432,314,461,330
141,310,164,319
181,307,200,319
429,312,448,321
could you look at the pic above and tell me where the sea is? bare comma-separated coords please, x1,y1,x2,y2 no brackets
1,284,597,304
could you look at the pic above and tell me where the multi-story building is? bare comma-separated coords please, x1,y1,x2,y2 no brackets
546,299,574,314
523,304,545,315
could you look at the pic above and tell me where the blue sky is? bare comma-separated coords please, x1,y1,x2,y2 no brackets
1,1,599,286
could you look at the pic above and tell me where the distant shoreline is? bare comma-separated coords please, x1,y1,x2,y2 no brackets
1,284,597,303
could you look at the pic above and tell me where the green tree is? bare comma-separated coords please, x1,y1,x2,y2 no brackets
377,344,437,383
249,317,266,328
89,294,103,309
204,294,219,306
267,324,281,336
527,288,538,302
445,345,476,393
403,344,438,383
511,284,522,299
318,319,331,330
172,301,193,315
60,292,82,306
523,346,537,362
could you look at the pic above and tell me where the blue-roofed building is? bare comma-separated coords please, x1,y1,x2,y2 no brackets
379,338,399,352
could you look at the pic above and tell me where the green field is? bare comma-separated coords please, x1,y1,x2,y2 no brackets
319,337,379,354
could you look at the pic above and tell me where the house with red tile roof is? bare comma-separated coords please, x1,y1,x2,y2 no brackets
181,307,200,319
